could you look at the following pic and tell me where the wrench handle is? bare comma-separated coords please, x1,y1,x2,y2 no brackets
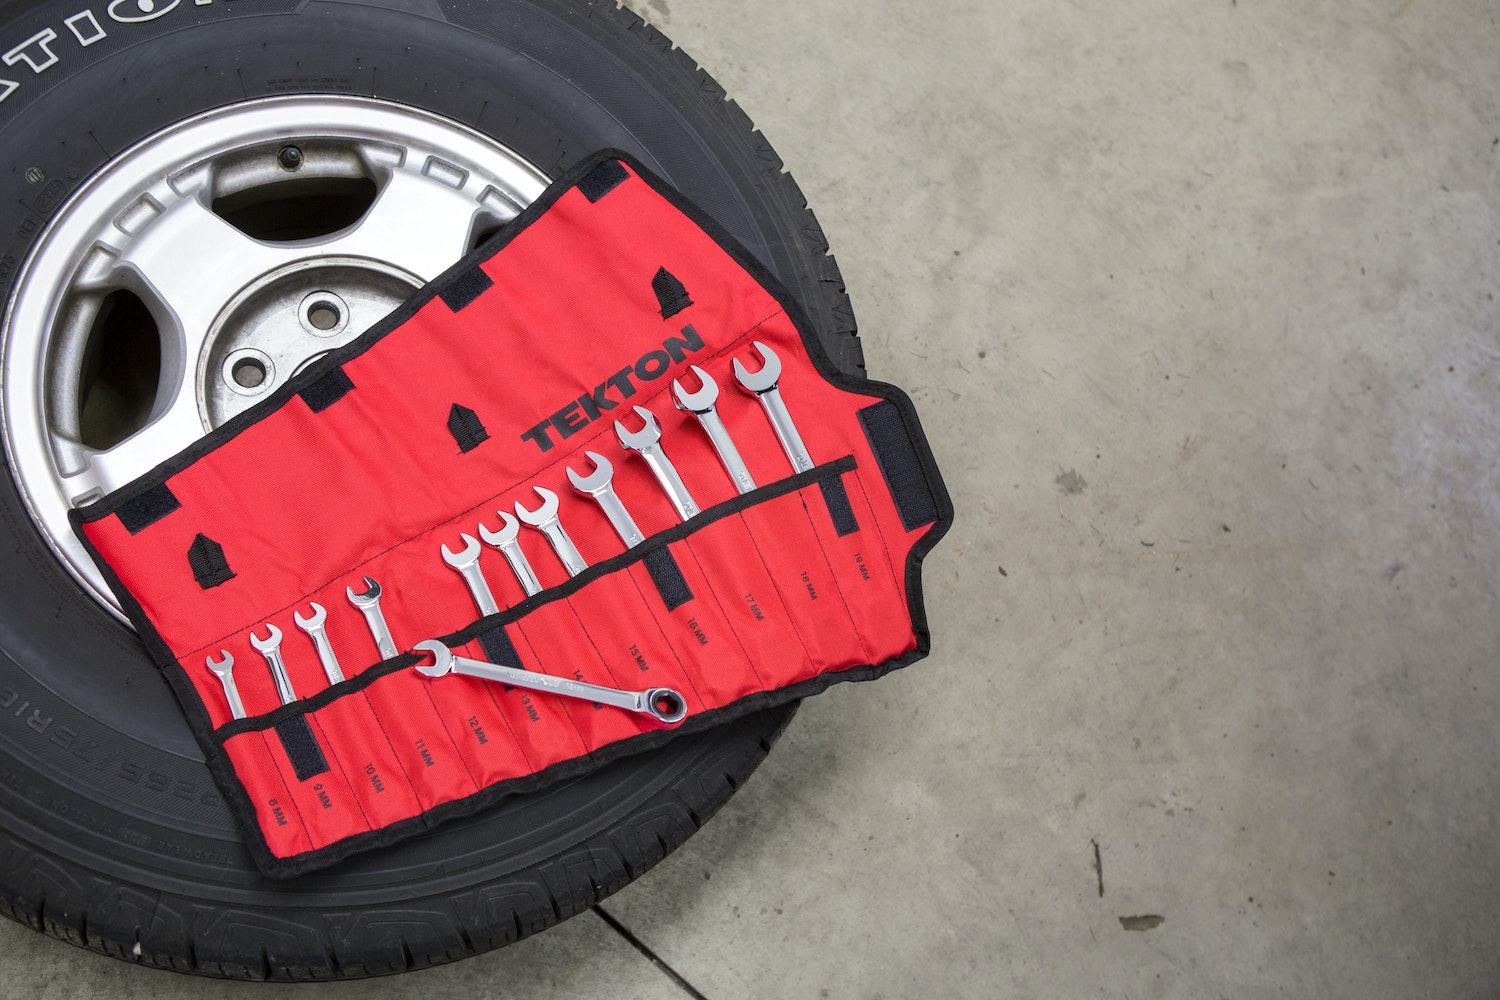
310,632,346,685
593,487,646,548
357,603,400,660
757,388,814,473
498,542,543,596
459,564,501,617
264,652,298,705
541,524,589,577
444,654,687,725
212,671,247,720
643,447,701,521
695,409,757,494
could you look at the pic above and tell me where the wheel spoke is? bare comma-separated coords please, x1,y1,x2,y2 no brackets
57,394,206,504
320,164,485,282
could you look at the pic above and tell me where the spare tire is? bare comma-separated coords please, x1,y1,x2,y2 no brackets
0,0,859,978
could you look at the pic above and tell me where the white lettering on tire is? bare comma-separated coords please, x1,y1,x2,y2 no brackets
3,29,61,74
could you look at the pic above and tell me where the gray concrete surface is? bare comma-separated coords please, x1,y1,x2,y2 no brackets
4,0,1499,995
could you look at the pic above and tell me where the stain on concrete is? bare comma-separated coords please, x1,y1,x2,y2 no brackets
1119,915,1165,931
1384,562,1406,583
1055,469,1087,495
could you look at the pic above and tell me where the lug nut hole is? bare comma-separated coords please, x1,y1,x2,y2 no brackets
222,349,275,397
307,300,341,331
231,357,266,388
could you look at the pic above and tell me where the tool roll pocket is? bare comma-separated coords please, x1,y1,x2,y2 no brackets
71,151,952,877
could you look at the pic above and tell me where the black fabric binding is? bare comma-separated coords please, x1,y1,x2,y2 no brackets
477,624,524,668
70,150,955,879
439,266,493,312
818,474,860,537
116,483,180,534
186,533,234,589
447,403,490,453
578,158,628,202
857,400,941,532
299,367,354,413
274,716,329,782
652,266,693,319
642,545,693,610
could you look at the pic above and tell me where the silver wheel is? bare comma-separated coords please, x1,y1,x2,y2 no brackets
1,96,548,616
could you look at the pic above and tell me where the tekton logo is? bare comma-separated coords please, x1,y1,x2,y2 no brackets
519,324,706,453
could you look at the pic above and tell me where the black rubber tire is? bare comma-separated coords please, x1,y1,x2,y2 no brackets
0,0,859,979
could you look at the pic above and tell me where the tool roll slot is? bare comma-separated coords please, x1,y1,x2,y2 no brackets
72,151,951,877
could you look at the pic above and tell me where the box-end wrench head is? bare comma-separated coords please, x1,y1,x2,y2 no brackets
346,576,399,660
293,601,346,685
514,486,588,577
205,650,246,720
248,623,298,705
672,365,756,495
614,405,701,521
412,640,688,726
442,533,500,617
478,511,543,596
733,341,814,473
567,450,646,548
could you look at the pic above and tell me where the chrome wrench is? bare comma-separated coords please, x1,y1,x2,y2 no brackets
205,650,247,720
248,623,298,705
413,640,688,726
514,486,588,577
672,364,756,494
442,533,500,617
478,510,543,596
733,341,814,473
567,450,645,548
614,405,700,520
346,576,398,660
293,601,346,685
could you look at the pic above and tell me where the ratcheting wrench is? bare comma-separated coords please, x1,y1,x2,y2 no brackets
514,486,588,577
248,623,298,705
478,510,543,596
346,576,399,660
614,405,700,520
672,364,756,494
413,640,688,726
293,601,346,685
205,650,247,720
567,450,645,548
442,533,500,617
733,341,814,473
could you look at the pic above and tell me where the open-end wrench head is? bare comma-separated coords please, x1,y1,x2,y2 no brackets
514,486,560,526
441,532,482,567
248,623,282,652
477,510,521,548
346,576,381,607
614,405,662,451
566,451,613,494
671,365,719,413
413,640,456,678
205,650,233,673
732,340,782,394
293,601,327,631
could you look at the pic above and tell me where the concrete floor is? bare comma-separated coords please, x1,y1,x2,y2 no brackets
4,0,1500,995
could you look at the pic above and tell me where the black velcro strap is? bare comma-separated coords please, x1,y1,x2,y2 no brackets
579,159,628,202
478,625,524,668
818,474,859,537
447,403,490,453
439,266,493,312
117,483,180,534
857,400,939,532
643,546,693,611
187,533,235,589
275,716,329,782
299,367,354,413
651,266,693,319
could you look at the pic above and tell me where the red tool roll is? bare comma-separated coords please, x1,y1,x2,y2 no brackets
72,152,952,877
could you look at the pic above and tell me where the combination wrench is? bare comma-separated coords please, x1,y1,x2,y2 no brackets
478,511,543,596
614,405,700,520
733,341,814,473
672,364,756,494
413,640,688,726
442,533,500,617
514,487,588,577
567,450,645,548
205,650,247,720
293,601,346,685
248,623,298,705
346,576,399,660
